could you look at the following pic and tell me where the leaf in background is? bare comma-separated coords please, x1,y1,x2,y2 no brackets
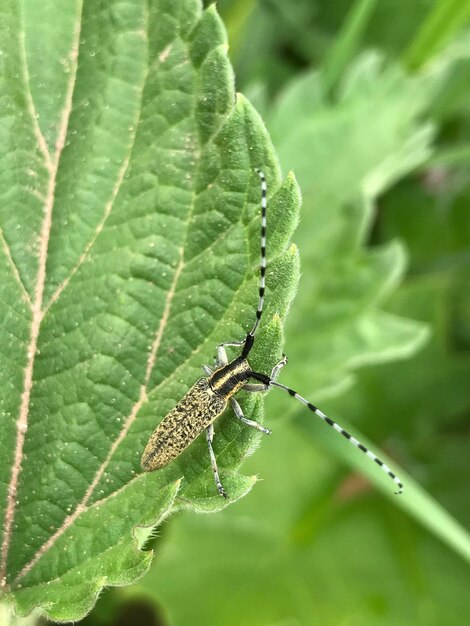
267,52,439,398
368,165,470,527
264,47,470,547
0,0,299,619
329,276,470,520
216,0,469,96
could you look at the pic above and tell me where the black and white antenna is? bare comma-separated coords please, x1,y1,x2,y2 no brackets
242,169,267,359
245,170,404,495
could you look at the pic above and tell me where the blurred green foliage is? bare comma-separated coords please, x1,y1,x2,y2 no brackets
48,0,470,624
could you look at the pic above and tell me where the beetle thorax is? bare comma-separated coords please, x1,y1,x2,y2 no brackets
209,357,251,399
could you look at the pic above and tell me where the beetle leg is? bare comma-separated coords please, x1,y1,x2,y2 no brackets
206,424,227,499
230,397,271,435
215,341,244,367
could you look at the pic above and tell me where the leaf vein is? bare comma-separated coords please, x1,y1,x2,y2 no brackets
18,27,53,172
0,3,83,588
13,251,185,585
42,147,137,319
0,228,33,308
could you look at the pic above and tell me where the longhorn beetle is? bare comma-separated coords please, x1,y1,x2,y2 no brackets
141,170,403,498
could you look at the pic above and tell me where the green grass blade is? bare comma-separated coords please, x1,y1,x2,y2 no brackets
321,0,379,91
404,0,470,70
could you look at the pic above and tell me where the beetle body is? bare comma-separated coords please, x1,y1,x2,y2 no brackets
141,357,251,471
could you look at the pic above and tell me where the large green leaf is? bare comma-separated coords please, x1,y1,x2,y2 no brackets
0,0,300,619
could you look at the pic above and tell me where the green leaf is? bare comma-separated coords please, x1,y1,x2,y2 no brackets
0,0,299,619
323,276,470,554
261,47,470,555
267,53,440,398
